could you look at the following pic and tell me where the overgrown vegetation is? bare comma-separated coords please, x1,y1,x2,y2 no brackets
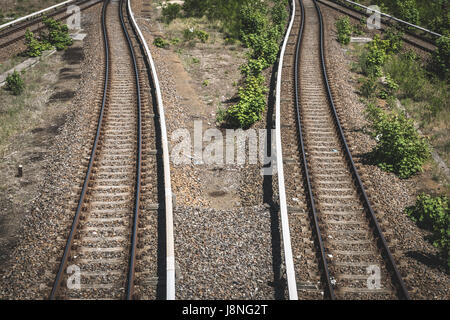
347,16,446,179
365,103,430,178
350,0,449,36
42,16,73,50
23,16,72,57
431,36,450,80
406,194,449,267
161,2,182,23
25,29,52,57
177,0,288,128
5,70,25,95
153,37,169,48
336,16,352,44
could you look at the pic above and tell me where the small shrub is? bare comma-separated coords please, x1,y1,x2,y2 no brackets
192,57,200,64
240,58,266,77
183,0,207,18
406,194,449,266
153,37,169,48
396,0,420,28
431,36,450,80
215,106,227,124
379,74,399,99
162,3,181,23
226,75,267,128
194,29,209,43
384,27,403,54
170,37,180,45
240,3,268,36
183,28,196,41
5,70,25,95
360,76,378,98
24,29,52,57
366,104,430,178
42,16,72,50
202,79,209,87
336,16,351,45
365,35,389,77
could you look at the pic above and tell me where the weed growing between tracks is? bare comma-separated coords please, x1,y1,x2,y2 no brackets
170,0,289,128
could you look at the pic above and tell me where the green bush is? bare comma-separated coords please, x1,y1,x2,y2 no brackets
183,28,196,41
194,29,209,43
335,16,351,45
182,0,208,18
360,75,378,98
366,104,430,178
365,35,389,77
243,32,279,68
240,58,266,77
384,27,403,54
162,3,182,23
271,0,288,28
240,3,268,37
24,29,52,57
432,36,450,80
396,0,420,27
406,193,449,267
153,37,169,48
42,16,72,51
379,74,399,99
5,70,25,95
226,75,267,128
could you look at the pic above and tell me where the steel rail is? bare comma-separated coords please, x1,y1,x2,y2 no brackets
331,0,443,38
0,0,102,50
316,0,436,53
0,0,98,36
126,0,175,300
119,0,142,301
275,0,299,300
293,0,336,300
0,0,76,31
49,0,110,300
312,0,411,299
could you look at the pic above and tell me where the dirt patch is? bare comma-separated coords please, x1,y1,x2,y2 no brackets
0,40,83,280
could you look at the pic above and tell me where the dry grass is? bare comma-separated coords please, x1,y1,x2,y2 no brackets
0,0,63,24
0,55,59,156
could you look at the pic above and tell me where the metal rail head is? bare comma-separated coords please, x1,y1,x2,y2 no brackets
294,0,336,300
118,0,142,301
125,0,176,300
275,0,299,300
313,0,410,300
49,0,110,300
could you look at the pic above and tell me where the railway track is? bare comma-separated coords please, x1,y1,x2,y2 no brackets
317,0,437,53
0,0,101,50
49,0,165,300
279,0,410,299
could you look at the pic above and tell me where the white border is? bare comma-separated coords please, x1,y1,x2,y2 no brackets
127,0,176,300
275,0,298,300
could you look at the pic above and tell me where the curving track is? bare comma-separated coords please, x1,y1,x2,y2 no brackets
49,0,164,300
279,0,410,300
